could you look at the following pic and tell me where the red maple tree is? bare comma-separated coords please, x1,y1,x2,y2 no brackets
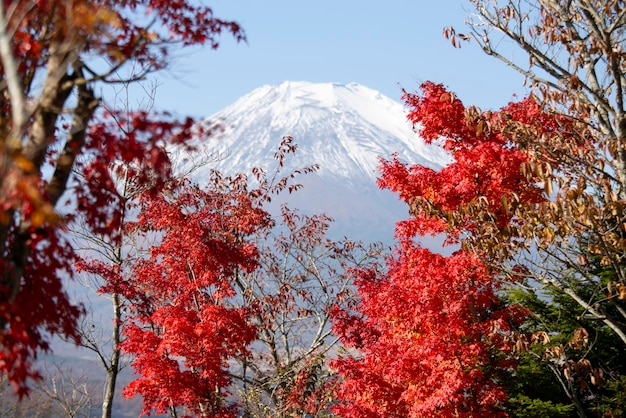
330,82,565,417
331,249,517,417
118,177,266,417
0,0,243,395
117,137,323,417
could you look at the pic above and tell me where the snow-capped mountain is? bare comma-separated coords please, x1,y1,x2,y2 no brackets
194,81,448,182
188,81,449,243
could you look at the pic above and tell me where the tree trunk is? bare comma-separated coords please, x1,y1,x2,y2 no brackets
101,293,122,418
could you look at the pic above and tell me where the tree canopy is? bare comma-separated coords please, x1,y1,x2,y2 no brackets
0,0,243,395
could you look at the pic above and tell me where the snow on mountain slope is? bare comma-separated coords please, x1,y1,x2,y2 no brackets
185,81,449,243
192,81,449,182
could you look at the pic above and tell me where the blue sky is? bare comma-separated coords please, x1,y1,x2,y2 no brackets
148,0,528,119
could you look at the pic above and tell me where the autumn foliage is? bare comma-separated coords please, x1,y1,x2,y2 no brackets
380,81,557,251
119,178,266,417
332,250,517,417
0,0,243,395
232,202,384,417
84,137,365,416
329,82,581,416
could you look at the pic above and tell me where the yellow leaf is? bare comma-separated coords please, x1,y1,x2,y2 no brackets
30,210,46,228
566,189,578,200
14,155,34,172
501,195,509,212
542,227,555,243
476,120,484,136
544,178,553,195
544,162,552,176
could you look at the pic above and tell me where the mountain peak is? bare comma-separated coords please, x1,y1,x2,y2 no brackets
267,81,379,108
193,81,448,184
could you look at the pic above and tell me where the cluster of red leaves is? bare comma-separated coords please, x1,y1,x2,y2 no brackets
330,82,564,417
73,110,196,239
0,109,201,394
379,82,551,245
0,229,83,397
331,248,512,417
117,179,271,417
